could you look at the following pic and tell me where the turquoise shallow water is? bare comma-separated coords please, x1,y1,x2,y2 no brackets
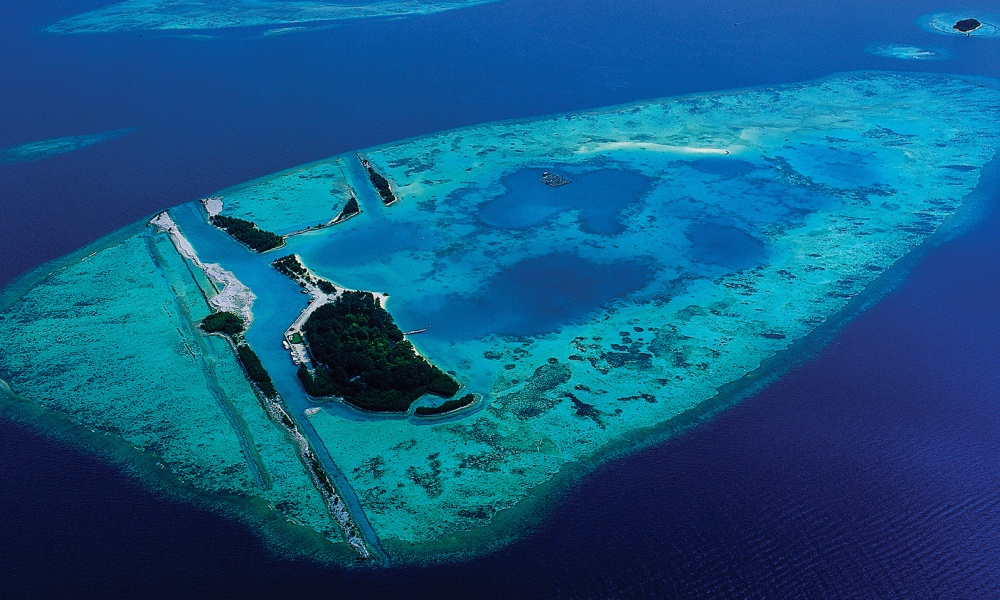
3,71,1000,563
921,12,1000,37
476,166,654,235
46,0,507,35
0,224,339,553
209,158,356,235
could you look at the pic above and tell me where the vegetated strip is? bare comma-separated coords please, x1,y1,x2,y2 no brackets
210,214,284,253
199,310,373,560
283,192,361,239
273,254,336,294
333,195,361,222
357,154,398,206
414,394,477,417
954,18,983,33
272,255,340,376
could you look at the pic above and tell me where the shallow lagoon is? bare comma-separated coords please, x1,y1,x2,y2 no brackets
3,71,1000,563
476,166,653,234
407,252,656,340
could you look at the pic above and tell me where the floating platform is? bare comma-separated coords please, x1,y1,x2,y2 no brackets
541,171,572,187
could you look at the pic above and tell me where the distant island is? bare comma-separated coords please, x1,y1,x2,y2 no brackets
45,0,509,35
0,128,133,164
954,18,982,33
921,12,999,38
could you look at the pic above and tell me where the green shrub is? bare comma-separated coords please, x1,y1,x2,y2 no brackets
200,312,245,336
237,344,277,398
414,394,476,417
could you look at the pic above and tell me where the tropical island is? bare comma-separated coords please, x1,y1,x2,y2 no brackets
2,72,1000,565
272,254,463,412
922,12,999,38
358,154,398,206
954,18,983,33
297,291,463,412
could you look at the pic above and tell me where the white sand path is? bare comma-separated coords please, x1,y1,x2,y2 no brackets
150,211,256,326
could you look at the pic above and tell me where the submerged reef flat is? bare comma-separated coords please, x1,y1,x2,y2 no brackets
865,43,950,61
210,157,357,235
2,72,1000,564
0,128,133,164
46,0,506,34
0,224,345,560
921,12,1000,37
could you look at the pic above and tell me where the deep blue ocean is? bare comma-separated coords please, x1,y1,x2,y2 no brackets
3,0,1000,597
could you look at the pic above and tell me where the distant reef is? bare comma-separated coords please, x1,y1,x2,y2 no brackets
0,128,133,164
46,0,507,35
865,43,949,61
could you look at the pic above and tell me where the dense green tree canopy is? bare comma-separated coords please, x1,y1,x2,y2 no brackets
200,311,245,336
359,157,397,206
299,291,459,412
211,214,283,252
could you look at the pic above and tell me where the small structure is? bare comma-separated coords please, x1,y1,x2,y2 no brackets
541,171,572,187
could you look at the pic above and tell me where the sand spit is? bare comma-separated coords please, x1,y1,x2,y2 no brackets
201,196,223,217
576,141,743,156
150,211,255,325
